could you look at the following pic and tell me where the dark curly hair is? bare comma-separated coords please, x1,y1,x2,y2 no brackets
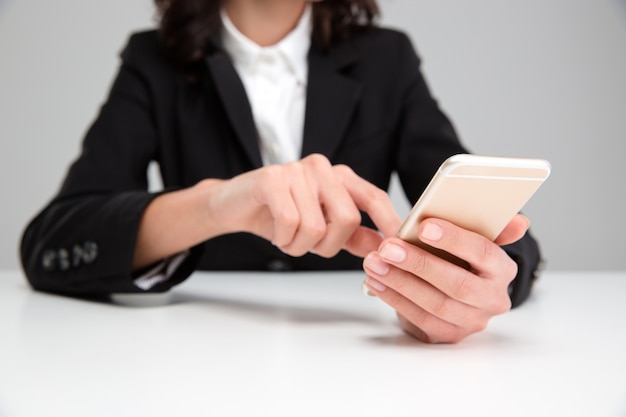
154,0,379,70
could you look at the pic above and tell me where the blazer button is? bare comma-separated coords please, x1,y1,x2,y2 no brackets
42,250,57,272
82,241,98,264
266,259,291,272
57,249,70,271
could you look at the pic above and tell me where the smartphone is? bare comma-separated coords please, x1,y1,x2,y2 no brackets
396,154,551,268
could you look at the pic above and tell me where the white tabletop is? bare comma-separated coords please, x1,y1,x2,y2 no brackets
1,270,625,417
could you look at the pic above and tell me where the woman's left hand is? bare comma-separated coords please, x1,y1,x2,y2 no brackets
363,214,530,344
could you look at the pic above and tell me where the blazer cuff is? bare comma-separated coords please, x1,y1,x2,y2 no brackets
133,251,190,290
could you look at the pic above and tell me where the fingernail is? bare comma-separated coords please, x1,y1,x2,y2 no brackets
380,243,406,263
361,281,376,296
421,223,443,241
365,277,387,293
364,253,390,276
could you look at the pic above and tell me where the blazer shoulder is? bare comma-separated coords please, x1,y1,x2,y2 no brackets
119,29,172,70
365,26,413,42
332,26,422,76
340,26,422,69
354,26,416,52
113,29,184,93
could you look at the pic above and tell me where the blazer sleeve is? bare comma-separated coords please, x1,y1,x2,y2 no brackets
391,33,541,307
20,34,203,295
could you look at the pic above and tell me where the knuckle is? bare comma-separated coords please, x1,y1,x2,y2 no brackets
420,320,441,340
503,257,519,282
491,294,512,315
276,211,299,230
444,226,461,249
282,246,308,258
286,160,305,176
261,164,282,181
500,296,513,313
303,153,331,170
313,245,341,258
407,251,429,276
477,238,496,265
469,318,490,335
367,187,389,206
303,220,327,240
271,229,288,246
453,274,477,301
384,291,405,311
391,273,411,295
431,296,454,319
259,166,291,191
335,208,361,229
332,163,354,177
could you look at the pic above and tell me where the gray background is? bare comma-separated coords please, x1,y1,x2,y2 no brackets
1,0,625,271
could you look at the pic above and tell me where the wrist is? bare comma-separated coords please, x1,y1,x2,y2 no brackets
193,178,233,238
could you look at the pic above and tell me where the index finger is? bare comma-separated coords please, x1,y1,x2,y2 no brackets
417,218,518,280
333,165,402,237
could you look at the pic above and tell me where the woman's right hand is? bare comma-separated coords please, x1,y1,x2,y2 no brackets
203,154,402,259
134,154,400,269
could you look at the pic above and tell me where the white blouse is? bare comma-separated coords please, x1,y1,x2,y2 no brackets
220,5,312,165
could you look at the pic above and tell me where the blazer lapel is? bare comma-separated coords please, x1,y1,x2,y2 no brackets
205,51,263,169
203,38,361,167
301,42,362,159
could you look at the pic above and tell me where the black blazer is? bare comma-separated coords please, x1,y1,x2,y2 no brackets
20,28,541,306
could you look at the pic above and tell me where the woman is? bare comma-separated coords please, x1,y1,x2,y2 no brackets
21,0,541,343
